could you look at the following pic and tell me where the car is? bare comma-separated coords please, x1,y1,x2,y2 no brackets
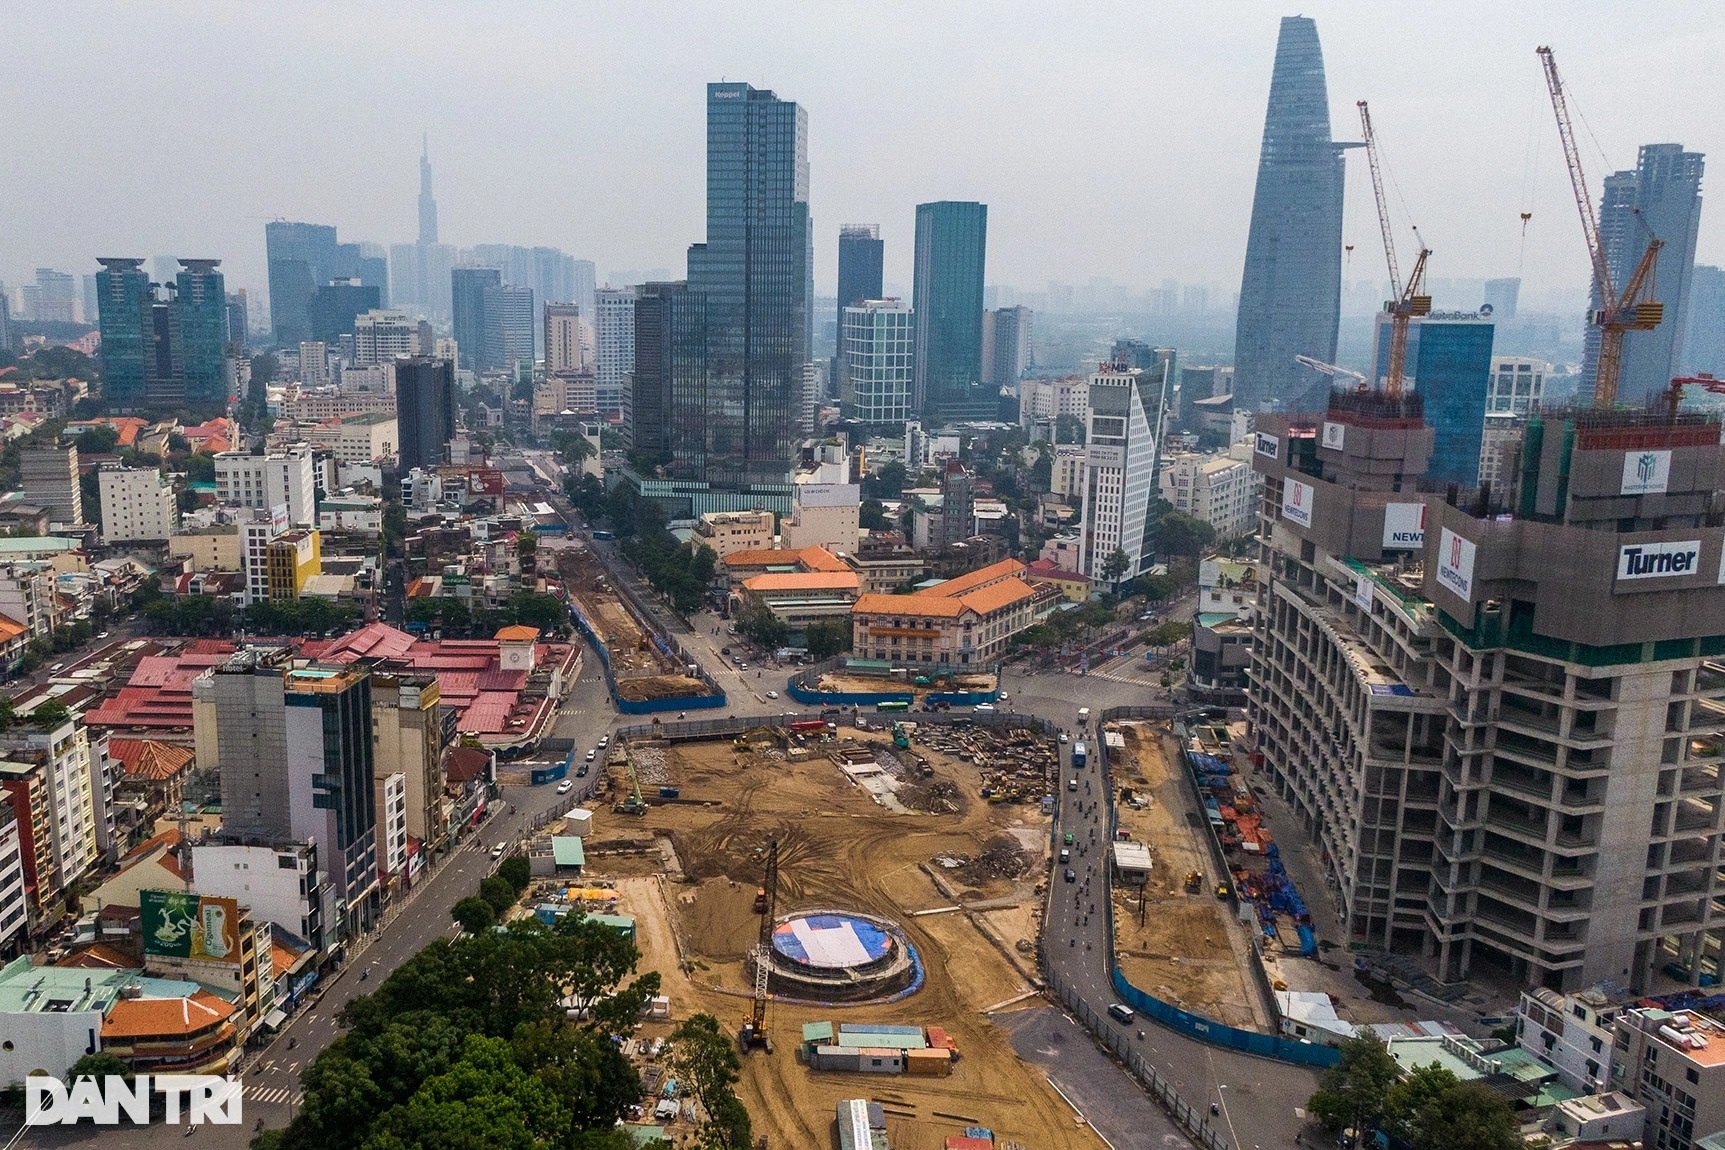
1058,731,1069,743
97,631,110,640
491,842,506,859
720,647,731,655
1063,832,1075,845
49,663,63,673
737,662,748,670
1059,848,1071,864
598,735,609,748
556,780,573,795
585,750,597,762
1063,868,1076,883
765,690,779,699
576,765,588,777
1107,1003,1136,1024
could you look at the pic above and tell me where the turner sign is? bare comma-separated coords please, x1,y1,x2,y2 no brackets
27,1075,241,1125
1617,540,1701,582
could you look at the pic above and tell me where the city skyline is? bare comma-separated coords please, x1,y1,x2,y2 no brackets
4,4,1721,309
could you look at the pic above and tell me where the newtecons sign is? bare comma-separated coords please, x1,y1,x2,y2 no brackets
1280,478,1314,529
1435,528,1476,601
1382,503,1426,550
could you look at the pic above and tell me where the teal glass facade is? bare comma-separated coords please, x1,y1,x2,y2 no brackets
912,201,988,423
1375,315,1495,488
172,260,229,405
95,258,154,407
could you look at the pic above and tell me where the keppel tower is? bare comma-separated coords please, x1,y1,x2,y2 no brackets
1233,16,1348,413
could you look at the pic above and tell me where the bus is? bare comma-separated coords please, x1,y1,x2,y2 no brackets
875,701,910,713
591,529,615,541
1072,741,1088,768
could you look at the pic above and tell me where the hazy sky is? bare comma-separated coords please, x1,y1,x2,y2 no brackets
4,2,1721,307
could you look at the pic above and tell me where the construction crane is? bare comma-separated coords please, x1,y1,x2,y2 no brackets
614,747,648,817
1662,374,1725,421
1357,101,1431,400
1294,354,1369,389
1537,46,1664,408
740,838,779,1052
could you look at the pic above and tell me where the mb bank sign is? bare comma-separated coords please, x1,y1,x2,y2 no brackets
27,1074,241,1125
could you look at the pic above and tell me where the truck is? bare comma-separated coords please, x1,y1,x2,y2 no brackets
1077,706,1091,726
1071,741,1088,769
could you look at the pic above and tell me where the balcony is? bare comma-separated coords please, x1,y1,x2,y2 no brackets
1681,765,1724,795
1492,764,1554,804
1477,870,1542,911
1493,730,1561,771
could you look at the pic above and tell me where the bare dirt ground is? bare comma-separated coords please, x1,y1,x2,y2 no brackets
563,549,714,700
1110,722,1265,1030
816,670,999,697
583,731,1103,1149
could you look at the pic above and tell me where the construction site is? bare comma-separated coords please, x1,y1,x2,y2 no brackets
1106,721,1269,1032
572,718,1103,1149
559,546,717,704
803,666,1000,701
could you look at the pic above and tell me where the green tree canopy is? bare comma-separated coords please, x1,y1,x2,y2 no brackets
1308,1029,1400,1138
451,896,495,934
666,1014,751,1150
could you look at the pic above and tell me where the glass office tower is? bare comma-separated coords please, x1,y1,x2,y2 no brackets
95,258,154,408
1373,314,1495,487
912,201,989,423
172,259,229,406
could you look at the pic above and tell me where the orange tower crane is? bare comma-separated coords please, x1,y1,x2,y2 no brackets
1662,375,1725,422
1357,100,1430,400
1537,46,1663,408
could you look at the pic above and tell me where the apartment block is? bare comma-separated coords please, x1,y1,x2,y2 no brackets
1250,389,1725,995
1159,442,1263,539
98,465,179,543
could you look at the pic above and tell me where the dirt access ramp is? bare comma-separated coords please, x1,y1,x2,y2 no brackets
1110,721,1266,1031
610,734,1094,1148
562,547,711,700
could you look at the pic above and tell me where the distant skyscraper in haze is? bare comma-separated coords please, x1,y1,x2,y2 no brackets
912,201,989,422
172,260,229,405
1685,264,1725,376
1373,313,1494,487
1233,16,1348,412
95,258,154,407
266,221,339,347
480,284,535,373
544,303,583,373
671,81,812,494
837,225,884,347
981,305,1032,386
1580,143,1705,404
396,356,455,471
450,267,500,371
1482,277,1520,320
418,134,438,245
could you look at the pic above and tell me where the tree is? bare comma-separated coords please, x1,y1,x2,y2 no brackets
566,473,606,521
27,701,71,730
859,498,890,531
66,1051,130,1086
666,1014,751,1150
1308,1029,1400,1139
360,1034,571,1150
497,856,531,892
734,595,787,650
77,424,121,454
1405,1081,1522,1150
451,897,495,934
1156,510,1217,558
860,460,906,499
1101,548,1131,584
1054,413,1087,445
805,618,852,661
479,875,518,918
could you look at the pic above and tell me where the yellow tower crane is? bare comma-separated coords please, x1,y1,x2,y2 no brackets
1356,100,1430,401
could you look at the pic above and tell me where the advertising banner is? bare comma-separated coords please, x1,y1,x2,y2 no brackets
1322,422,1347,451
1381,502,1427,550
1281,479,1314,529
1254,432,1280,460
1436,528,1476,601
1617,540,1701,582
141,890,242,965
1621,449,1672,496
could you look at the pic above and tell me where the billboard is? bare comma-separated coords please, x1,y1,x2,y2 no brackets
141,890,242,965
1382,502,1427,550
1354,572,1374,611
1620,450,1671,496
1617,540,1701,582
1435,528,1476,601
1254,432,1280,460
1321,422,1347,451
1281,479,1314,529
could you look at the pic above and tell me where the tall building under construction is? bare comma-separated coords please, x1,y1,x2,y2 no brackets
1249,393,1725,993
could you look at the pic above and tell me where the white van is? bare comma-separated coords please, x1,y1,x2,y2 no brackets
974,703,996,714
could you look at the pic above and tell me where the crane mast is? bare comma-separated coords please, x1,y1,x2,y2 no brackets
1357,101,1430,400
741,837,778,1052
1537,46,1664,408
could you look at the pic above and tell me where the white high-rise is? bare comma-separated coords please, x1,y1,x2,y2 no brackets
354,310,419,367
215,444,317,527
544,303,584,373
841,300,914,424
1079,364,1167,585
97,465,179,543
594,287,636,415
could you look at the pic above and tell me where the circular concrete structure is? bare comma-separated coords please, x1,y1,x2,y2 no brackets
752,910,919,1002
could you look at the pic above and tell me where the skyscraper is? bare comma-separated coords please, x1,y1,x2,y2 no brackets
629,282,693,463
544,303,583,373
265,221,340,347
94,258,154,407
912,201,989,422
1685,265,1725,376
595,287,637,416
1373,314,1495,487
1233,15,1348,412
837,225,884,345
480,284,535,373
450,267,501,371
396,356,455,471
841,300,914,424
1581,143,1705,403
674,81,812,491
418,134,438,245
171,260,230,406
309,280,382,344
981,305,1032,386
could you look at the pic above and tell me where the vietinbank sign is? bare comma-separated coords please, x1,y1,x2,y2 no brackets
27,1075,241,1125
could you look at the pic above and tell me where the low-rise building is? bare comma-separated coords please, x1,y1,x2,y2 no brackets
695,510,777,558
319,494,384,534
1159,442,1262,539
783,481,860,555
734,570,861,639
168,525,241,572
1024,558,1091,603
1549,1091,1646,1145
319,413,398,465
850,558,1039,670
1519,984,1633,1094
1612,1005,1725,1150
840,543,925,596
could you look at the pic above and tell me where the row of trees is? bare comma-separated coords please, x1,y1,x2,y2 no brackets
406,591,572,639
451,854,533,933
1308,1031,1522,1150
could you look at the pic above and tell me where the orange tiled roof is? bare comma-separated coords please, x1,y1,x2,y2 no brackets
853,592,967,619
0,613,25,642
794,546,852,573
57,943,138,971
102,990,235,1039
923,558,1026,599
494,625,539,642
107,739,195,782
955,577,1035,615
741,571,858,593
722,549,805,570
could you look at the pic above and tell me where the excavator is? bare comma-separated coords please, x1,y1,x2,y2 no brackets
614,748,648,817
